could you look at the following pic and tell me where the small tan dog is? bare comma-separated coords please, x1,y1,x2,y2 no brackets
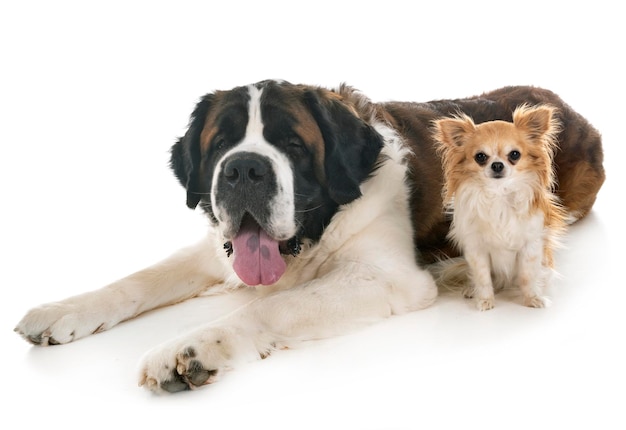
433,105,567,310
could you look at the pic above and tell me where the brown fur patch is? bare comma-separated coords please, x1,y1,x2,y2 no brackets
288,103,327,184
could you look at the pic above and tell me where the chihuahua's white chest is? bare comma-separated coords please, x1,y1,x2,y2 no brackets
449,181,544,253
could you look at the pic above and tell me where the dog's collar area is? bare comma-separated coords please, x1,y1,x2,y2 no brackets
223,241,234,257
223,236,302,258
282,236,302,257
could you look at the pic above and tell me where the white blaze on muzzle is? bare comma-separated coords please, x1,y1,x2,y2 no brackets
211,84,296,285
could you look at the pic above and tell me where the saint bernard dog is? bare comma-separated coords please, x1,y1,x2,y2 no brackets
15,80,605,393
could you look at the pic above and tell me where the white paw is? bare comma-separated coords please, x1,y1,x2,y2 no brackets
523,295,550,308
15,302,109,345
476,297,495,311
138,326,264,393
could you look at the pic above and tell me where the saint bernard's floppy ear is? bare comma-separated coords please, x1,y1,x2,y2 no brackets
303,89,384,206
170,94,214,209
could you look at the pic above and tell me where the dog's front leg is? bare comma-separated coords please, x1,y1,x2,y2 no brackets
516,241,549,308
464,251,495,311
138,262,437,393
15,235,230,345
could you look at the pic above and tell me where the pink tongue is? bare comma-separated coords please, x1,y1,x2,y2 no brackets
232,219,286,286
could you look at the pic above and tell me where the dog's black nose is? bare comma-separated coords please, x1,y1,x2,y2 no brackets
491,162,504,173
223,155,269,186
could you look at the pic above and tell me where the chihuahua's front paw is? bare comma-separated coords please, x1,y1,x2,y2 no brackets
523,295,550,308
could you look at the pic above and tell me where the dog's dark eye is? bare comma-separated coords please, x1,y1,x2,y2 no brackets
508,150,521,162
288,136,302,147
474,152,488,165
213,136,226,151
286,136,305,153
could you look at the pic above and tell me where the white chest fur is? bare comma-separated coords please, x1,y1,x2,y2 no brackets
449,179,544,257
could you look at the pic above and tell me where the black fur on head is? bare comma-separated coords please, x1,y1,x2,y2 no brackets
302,88,384,205
170,93,214,210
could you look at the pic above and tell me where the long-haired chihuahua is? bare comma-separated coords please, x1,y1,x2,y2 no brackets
433,104,567,311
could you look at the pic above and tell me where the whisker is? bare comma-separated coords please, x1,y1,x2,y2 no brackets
189,191,212,196
294,205,323,214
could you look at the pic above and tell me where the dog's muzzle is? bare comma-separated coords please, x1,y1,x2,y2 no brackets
490,161,505,179
214,151,294,286
215,151,277,236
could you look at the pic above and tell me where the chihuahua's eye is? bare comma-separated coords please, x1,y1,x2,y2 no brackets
474,152,488,165
508,150,521,163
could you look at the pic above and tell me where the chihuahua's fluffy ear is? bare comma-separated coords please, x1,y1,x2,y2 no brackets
433,114,477,147
512,104,560,142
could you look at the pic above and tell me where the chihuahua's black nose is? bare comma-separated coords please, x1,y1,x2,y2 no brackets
491,162,504,173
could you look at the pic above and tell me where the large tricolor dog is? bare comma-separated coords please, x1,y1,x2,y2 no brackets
15,80,605,393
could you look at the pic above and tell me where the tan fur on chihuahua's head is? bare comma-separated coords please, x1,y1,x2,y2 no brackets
433,105,567,311
435,104,560,207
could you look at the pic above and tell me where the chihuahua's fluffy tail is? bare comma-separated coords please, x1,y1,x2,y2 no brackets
427,257,470,292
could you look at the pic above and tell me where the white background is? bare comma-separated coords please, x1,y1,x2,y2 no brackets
1,1,624,429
